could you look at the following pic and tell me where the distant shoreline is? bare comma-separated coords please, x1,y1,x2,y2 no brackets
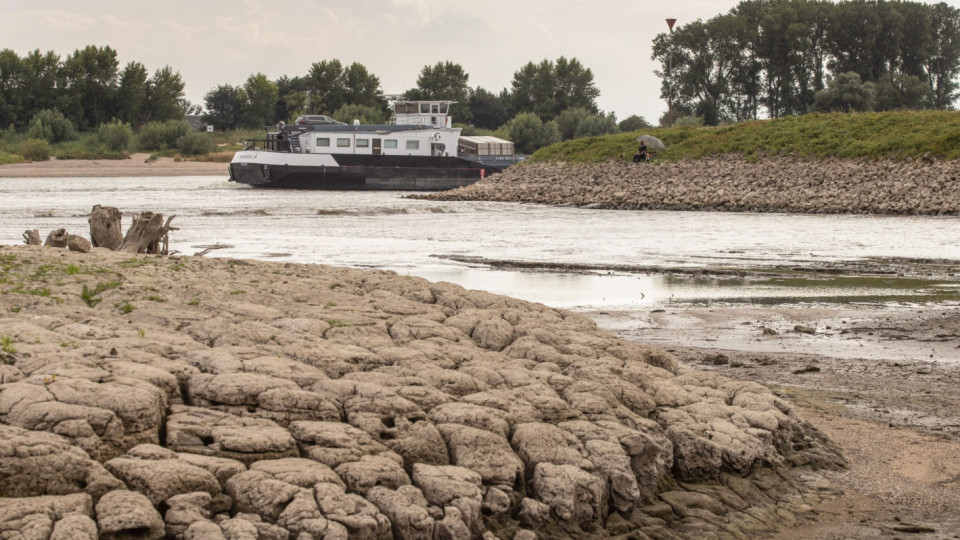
0,153,229,178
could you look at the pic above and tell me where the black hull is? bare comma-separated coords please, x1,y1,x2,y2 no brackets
229,154,499,191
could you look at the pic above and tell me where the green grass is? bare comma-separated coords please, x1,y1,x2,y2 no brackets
324,319,350,328
0,151,24,165
81,280,122,307
1,336,16,354
528,110,960,164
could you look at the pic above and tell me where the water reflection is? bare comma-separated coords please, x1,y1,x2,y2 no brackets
395,268,960,310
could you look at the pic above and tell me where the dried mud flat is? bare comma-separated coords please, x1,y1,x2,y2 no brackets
593,304,960,539
0,244,847,539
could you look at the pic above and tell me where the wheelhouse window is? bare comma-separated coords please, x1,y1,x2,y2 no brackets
356,139,369,148
420,103,430,114
337,138,350,147
384,140,398,149
406,140,420,150
316,138,330,147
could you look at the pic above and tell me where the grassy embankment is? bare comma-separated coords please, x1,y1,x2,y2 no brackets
529,110,960,164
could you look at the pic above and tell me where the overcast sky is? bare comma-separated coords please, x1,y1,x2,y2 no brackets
2,0,959,125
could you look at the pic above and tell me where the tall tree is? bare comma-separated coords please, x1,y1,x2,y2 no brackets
116,61,148,126
145,66,185,122
342,63,383,109
59,45,119,129
242,73,278,127
19,49,60,126
926,2,960,108
407,61,471,123
304,60,383,115
0,49,23,128
506,57,600,121
203,84,243,130
468,87,509,129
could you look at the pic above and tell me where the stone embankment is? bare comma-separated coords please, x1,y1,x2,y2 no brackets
426,156,960,215
0,245,844,539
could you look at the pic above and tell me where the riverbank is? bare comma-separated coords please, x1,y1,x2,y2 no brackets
0,152,228,177
593,303,960,538
0,244,844,538
423,156,960,215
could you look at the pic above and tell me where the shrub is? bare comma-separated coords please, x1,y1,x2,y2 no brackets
26,109,78,143
0,152,24,165
17,138,51,161
495,113,560,154
332,104,388,125
176,130,214,155
97,120,134,152
618,115,652,132
137,119,192,151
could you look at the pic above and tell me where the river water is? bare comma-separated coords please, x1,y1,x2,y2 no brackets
2,175,960,311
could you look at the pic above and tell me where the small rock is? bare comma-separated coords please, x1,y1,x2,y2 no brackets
792,365,821,374
793,325,816,335
707,354,729,365
67,235,92,253
95,489,164,540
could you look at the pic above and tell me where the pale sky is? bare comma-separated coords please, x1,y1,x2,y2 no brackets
2,0,959,125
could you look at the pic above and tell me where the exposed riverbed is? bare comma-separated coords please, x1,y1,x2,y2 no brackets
3,172,960,537
3,175,960,310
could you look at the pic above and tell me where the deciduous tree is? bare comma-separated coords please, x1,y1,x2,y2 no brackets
407,61,471,124
242,73,278,127
145,66,185,122
203,84,243,130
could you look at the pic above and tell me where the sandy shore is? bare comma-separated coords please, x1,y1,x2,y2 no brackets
0,153,229,177
593,304,960,538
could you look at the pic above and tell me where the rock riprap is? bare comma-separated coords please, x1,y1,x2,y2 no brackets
424,156,960,215
0,245,844,538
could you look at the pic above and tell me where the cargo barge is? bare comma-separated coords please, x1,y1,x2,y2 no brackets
228,100,524,190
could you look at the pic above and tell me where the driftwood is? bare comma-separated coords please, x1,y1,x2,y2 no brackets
22,230,41,245
119,212,177,255
43,228,69,248
193,245,228,257
88,205,123,250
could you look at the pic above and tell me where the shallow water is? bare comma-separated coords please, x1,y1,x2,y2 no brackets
2,175,960,310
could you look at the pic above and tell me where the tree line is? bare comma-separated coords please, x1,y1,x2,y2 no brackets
0,43,646,154
653,0,960,124
202,56,641,153
0,45,188,132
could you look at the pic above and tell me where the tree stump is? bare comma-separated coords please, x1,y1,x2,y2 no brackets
22,230,41,245
44,228,69,248
119,212,177,255
89,205,123,250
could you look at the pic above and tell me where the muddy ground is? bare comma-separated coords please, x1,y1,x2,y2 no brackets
591,303,960,539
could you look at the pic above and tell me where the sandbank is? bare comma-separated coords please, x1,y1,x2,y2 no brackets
0,153,229,178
